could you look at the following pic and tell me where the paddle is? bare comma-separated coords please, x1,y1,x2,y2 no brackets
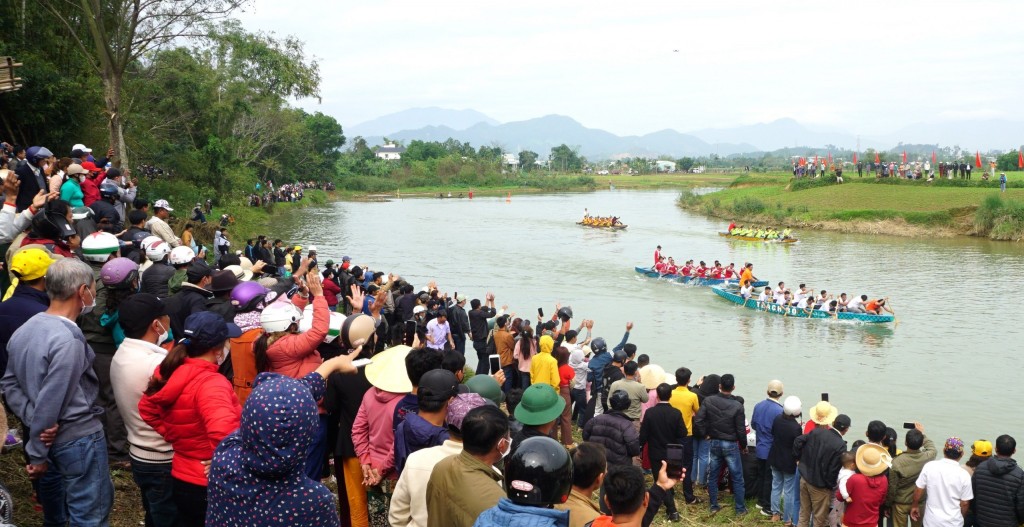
886,297,899,326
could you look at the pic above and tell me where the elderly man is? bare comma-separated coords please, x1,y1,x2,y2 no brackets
0,258,115,525
146,198,181,247
912,438,973,527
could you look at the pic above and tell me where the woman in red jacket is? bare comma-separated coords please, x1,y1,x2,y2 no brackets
255,269,332,480
139,311,243,527
843,444,891,527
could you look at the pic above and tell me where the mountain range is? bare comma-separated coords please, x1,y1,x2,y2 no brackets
349,108,1023,159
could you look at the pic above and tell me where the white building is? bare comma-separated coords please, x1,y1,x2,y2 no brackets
375,143,406,161
655,160,677,173
503,153,519,167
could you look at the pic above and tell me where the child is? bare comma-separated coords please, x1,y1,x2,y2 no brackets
829,451,857,527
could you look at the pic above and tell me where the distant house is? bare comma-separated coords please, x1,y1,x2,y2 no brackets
375,143,406,161
655,160,677,173
503,153,519,167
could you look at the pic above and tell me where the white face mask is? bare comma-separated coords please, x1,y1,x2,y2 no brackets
155,322,170,346
217,344,230,366
80,288,96,316
499,436,512,459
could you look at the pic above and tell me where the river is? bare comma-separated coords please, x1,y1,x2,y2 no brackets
278,189,1024,443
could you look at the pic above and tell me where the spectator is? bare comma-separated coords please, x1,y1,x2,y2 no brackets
751,380,785,515
474,436,572,527
768,396,803,525
0,258,115,525
146,199,181,247
584,389,641,513
844,444,892,527
394,369,458,476
511,383,566,456
60,163,87,207
587,463,679,527
468,294,497,374
609,360,649,423
794,406,850,527
15,146,52,211
970,434,1023,527
639,383,687,521
886,424,936,527
668,367,700,505
693,373,748,515
911,437,973,527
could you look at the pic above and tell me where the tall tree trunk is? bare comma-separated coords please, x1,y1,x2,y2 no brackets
102,70,128,168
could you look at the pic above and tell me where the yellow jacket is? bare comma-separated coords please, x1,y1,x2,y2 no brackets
530,335,560,390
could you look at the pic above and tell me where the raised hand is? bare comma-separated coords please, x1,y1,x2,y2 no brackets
306,270,323,297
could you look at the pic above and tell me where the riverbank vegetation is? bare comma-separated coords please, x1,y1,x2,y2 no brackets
679,172,1024,240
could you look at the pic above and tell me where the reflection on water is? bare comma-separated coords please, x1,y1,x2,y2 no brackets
275,190,1024,441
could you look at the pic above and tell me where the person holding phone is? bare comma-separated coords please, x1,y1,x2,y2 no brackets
639,383,687,521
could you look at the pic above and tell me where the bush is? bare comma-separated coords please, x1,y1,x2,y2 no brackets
974,194,1024,239
731,196,767,216
789,175,838,191
677,189,704,208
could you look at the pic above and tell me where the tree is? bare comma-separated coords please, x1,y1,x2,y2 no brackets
39,0,248,167
550,144,582,172
677,157,695,172
996,150,1021,171
519,150,538,172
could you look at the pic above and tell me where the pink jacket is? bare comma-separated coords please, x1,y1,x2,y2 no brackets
352,387,404,479
266,295,328,379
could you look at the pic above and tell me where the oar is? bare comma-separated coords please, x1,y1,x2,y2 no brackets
887,298,899,326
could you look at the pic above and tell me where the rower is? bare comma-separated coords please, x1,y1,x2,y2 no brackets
739,263,756,287
654,257,667,274
680,260,694,277
774,281,786,298
665,257,678,275
653,245,662,266
723,263,736,279
728,221,736,233
864,297,893,315
782,228,792,239
695,261,708,278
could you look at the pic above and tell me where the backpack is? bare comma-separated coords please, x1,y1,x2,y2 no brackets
229,328,264,405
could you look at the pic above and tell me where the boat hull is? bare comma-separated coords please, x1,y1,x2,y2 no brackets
718,232,798,243
711,286,895,323
634,267,767,288
578,222,627,230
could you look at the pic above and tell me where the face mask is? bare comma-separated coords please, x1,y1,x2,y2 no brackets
217,344,230,366
499,437,512,459
80,288,96,316
155,322,170,346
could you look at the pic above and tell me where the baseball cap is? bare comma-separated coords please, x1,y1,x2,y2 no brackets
417,370,459,403
185,259,212,281
117,294,166,336
446,393,489,431
767,379,784,397
80,160,101,173
832,414,852,431
971,440,993,458
182,311,241,349
944,437,965,455
71,143,92,153
342,256,351,262
9,249,56,281
66,164,88,176
153,199,174,211
455,293,468,303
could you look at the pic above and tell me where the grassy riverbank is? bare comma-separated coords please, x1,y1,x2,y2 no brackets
678,172,1024,240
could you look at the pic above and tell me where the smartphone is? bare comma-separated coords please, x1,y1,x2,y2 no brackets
821,392,829,402
403,321,416,346
488,354,501,375
903,422,915,430
538,307,544,318
351,358,372,368
665,443,685,479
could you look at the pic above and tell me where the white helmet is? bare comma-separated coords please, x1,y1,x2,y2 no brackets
298,306,345,343
168,246,196,266
260,299,302,333
783,395,802,417
141,236,170,262
81,232,120,262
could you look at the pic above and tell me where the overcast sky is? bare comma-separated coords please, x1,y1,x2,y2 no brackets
237,0,1024,136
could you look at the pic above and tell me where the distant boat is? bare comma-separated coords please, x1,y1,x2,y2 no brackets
719,232,799,244
578,222,627,230
711,286,895,323
634,267,767,288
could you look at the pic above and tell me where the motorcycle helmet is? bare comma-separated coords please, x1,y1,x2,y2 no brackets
230,281,269,311
81,231,120,262
168,246,196,266
589,337,607,355
32,209,76,240
141,236,170,262
260,299,302,333
609,390,630,412
611,350,628,364
31,146,53,162
503,436,573,506
298,307,347,344
100,257,139,289
557,306,573,321
99,183,119,198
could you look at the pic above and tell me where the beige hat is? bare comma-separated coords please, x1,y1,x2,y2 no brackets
638,364,667,391
223,264,253,282
855,443,892,477
809,401,839,425
66,163,88,176
767,379,784,397
364,345,413,393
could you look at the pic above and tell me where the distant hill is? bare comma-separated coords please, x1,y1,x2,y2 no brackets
365,114,754,158
348,107,499,138
689,118,875,151
882,120,1024,151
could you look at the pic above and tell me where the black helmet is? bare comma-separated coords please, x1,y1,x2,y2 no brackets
590,337,607,355
612,350,628,364
99,183,119,198
557,306,573,321
504,437,573,506
609,390,630,411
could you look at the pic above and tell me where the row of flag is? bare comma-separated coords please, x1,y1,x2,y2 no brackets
799,150,1024,168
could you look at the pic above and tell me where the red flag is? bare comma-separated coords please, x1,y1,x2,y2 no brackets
814,155,819,165
1018,150,1023,169
828,152,833,164
975,151,982,168
853,152,858,164
932,151,937,164
799,157,806,166
902,151,907,163
874,152,880,163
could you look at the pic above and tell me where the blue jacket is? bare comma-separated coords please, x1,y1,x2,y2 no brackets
394,411,449,476
750,398,784,459
206,371,340,527
0,284,49,373
586,330,629,385
474,498,571,527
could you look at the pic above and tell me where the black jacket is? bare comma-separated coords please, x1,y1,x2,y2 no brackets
793,426,847,488
205,296,236,323
273,247,286,267
140,261,175,299
164,283,214,338
693,393,745,441
600,364,625,409
14,162,43,212
971,456,1024,527
639,402,686,463
468,306,496,342
767,414,802,474
89,199,122,233
582,411,640,466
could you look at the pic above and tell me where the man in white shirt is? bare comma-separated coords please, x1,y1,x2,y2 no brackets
389,393,488,527
425,311,454,351
775,282,786,298
911,437,973,527
758,289,772,303
145,199,181,248
109,293,178,527
847,294,867,314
